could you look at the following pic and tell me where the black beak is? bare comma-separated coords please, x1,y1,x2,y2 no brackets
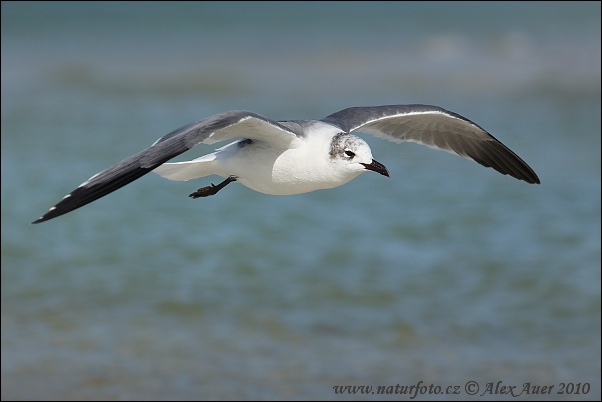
361,159,390,177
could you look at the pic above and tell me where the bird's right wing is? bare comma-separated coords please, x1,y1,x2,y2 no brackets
33,111,301,223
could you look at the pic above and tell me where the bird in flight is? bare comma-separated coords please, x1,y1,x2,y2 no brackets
32,104,540,224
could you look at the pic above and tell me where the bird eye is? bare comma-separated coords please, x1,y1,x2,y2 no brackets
344,150,355,158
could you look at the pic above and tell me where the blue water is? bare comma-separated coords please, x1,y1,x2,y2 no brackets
2,2,600,400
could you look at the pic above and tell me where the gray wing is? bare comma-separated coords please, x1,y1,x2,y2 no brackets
322,104,540,184
33,110,300,224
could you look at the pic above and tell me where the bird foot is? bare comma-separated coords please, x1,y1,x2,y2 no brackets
189,176,237,199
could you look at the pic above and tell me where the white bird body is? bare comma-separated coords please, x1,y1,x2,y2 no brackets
33,105,539,224
153,121,369,195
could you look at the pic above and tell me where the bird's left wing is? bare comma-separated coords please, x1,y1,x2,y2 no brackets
322,104,540,184
33,110,300,223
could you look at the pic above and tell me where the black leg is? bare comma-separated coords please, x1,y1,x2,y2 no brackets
189,176,238,199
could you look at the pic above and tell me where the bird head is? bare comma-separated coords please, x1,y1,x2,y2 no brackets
329,133,390,178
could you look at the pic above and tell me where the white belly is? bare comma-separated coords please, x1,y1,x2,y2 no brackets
218,141,359,195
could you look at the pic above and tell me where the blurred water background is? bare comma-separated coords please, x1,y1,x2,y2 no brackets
1,2,600,400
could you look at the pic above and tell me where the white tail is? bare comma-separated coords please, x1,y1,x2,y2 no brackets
153,154,216,181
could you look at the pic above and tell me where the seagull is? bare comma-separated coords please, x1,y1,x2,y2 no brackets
32,104,540,224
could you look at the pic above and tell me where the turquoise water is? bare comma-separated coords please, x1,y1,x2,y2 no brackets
2,2,600,399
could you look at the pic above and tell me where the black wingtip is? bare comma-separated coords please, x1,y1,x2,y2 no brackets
32,214,54,224
32,213,48,224
517,164,540,185
31,206,64,224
